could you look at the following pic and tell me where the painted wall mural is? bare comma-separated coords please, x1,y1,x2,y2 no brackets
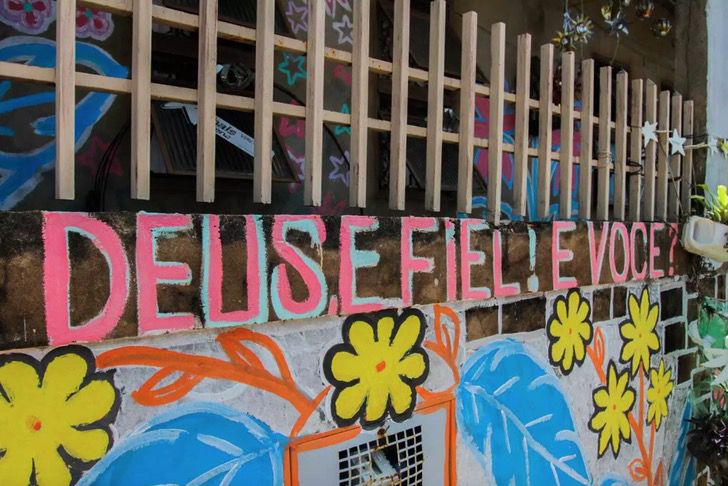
0,212,704,484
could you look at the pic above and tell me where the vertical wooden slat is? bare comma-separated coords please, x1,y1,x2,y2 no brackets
253,0,275,204
537,44,554,220
131,0,152,200
304,0,325,206
579,59,594,220
656,90,671,221
681,100,694,217
457,12,477,214
425,0,446,212
56,0,76,200
643,80,658,221
350,0,370,208
487,23,506,224
559,51,575,220
668,93,683,221
596,66,612,221
513,33,531,218
196,0,218,202
628,79,644,221
613,71,629,220
389,0,410,210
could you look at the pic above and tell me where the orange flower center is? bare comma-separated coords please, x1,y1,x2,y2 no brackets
26,416,42,432
376,360,387,373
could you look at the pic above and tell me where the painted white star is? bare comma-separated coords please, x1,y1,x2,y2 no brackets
642,121,658,148
669,129,687,156
708,136,719,156
332,14,353,46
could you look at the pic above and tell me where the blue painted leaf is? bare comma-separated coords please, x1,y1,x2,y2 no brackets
598,474,631,486
80,403,287,486
669,399,697,486
457,339,590,485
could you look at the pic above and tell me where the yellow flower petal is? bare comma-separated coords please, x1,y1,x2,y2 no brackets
334,382,367,420
41,353,89,401
0,361,39,404
594,389,610,408
556,299,569,323
377,317,394,345
646,306,658,330
561,345,575,372
618,414,631,439
397,353,426,380
33,445,71,486
364,382,389,423
610,425,620,455
645,332,660,351
568,291,581,313
0,448,33,485
63,379,117,426
549,319,564,338
61,427,110,463
620,322,637,340
347,320,376,356
640,290,651,321
597,427,610,456
576,321,592,341
576,301,590,322
550,339,566,364
389,378,414,415
574,340,586,362
330,351,361,383
390,314,423,359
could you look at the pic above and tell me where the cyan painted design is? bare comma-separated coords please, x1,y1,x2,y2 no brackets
0,36,127,208
457,339,590,485
668,399,697,486
80,403,287,486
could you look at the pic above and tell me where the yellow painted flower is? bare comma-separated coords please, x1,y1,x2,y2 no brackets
619,289,660,376
546,290,593,374
589,361,636,458
646,359,674,430
324,310,429,428
0,347,119,485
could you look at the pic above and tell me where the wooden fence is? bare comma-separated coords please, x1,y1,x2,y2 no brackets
0,0,694,224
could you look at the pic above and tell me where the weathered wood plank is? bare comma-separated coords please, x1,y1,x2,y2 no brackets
656,90,671,221
643,80,658,221
681,100,694,217
668,93,683,221
613,71,629,220
56,0,76,200
425,0,446,211
513,33,531,219
389,0,411,210
537,44,554,220
487,22,506,224
559,51,575,219
196,0,218,202
579,59,594,220
350,0,370,208
304,0,326,206
628,79,643,221
596,66,612,220
253,0,275,204
457,12,478,214
131,0,152,200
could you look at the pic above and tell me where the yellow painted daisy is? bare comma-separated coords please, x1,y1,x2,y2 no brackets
324,310,429,428
0,346,119,486
546,290,593,374
646,359,674,430
619,289,660,376
589,361,636,458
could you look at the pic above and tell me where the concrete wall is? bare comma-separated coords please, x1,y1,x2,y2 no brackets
0,211,707,484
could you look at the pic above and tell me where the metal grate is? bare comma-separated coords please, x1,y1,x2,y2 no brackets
337,425,424,486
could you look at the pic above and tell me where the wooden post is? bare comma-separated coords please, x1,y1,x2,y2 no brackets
254,0,275,204
668,93,683,221
389,0,410,210
131,0,152,200
513,33,531,219
487,23,506,224
425,0,446,212
304,0,325,206
537,43,554,220
196,0,218,202
628,79,643,221
681,100,694,217
579,59,594,220
643,80,658,221
457,12,478,214
613,71,629,220
56,0,76,200
559,51,575,220
350,0,370,208
596,66,612,221
656,90,671,221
